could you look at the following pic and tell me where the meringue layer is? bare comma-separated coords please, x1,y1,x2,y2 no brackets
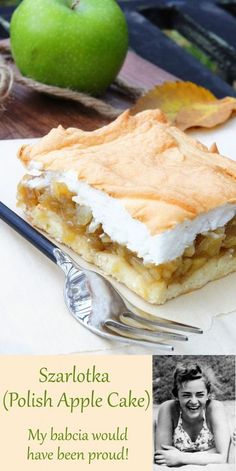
24,170,236,265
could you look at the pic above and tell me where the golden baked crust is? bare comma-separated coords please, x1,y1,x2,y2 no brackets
18,109,236,236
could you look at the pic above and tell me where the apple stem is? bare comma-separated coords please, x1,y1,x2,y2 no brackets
71,0,80,9
0,16,10,32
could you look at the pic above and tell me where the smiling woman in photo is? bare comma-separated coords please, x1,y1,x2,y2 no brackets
154,362,230,467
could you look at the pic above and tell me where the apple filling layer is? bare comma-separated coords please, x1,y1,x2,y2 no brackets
18,179,236,304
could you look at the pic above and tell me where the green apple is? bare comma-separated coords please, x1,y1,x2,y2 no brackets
10,0,128,95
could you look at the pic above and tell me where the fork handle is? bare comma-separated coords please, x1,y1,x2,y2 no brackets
0,202,58,263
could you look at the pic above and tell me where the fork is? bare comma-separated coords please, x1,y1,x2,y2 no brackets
0,202,202,350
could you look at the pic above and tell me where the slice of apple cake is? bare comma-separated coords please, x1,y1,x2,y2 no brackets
17,109,236,304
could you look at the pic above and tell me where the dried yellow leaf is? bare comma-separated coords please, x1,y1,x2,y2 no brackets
131,81,236,130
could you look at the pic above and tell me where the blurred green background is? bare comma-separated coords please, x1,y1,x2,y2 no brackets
0,1,21,5
0,0,21,7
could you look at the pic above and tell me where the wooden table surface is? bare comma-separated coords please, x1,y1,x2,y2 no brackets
0,43,176,140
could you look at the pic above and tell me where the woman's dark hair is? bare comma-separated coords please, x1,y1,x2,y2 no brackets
172,362,220,398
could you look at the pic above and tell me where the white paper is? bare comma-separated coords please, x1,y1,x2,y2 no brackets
1,119,236,354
